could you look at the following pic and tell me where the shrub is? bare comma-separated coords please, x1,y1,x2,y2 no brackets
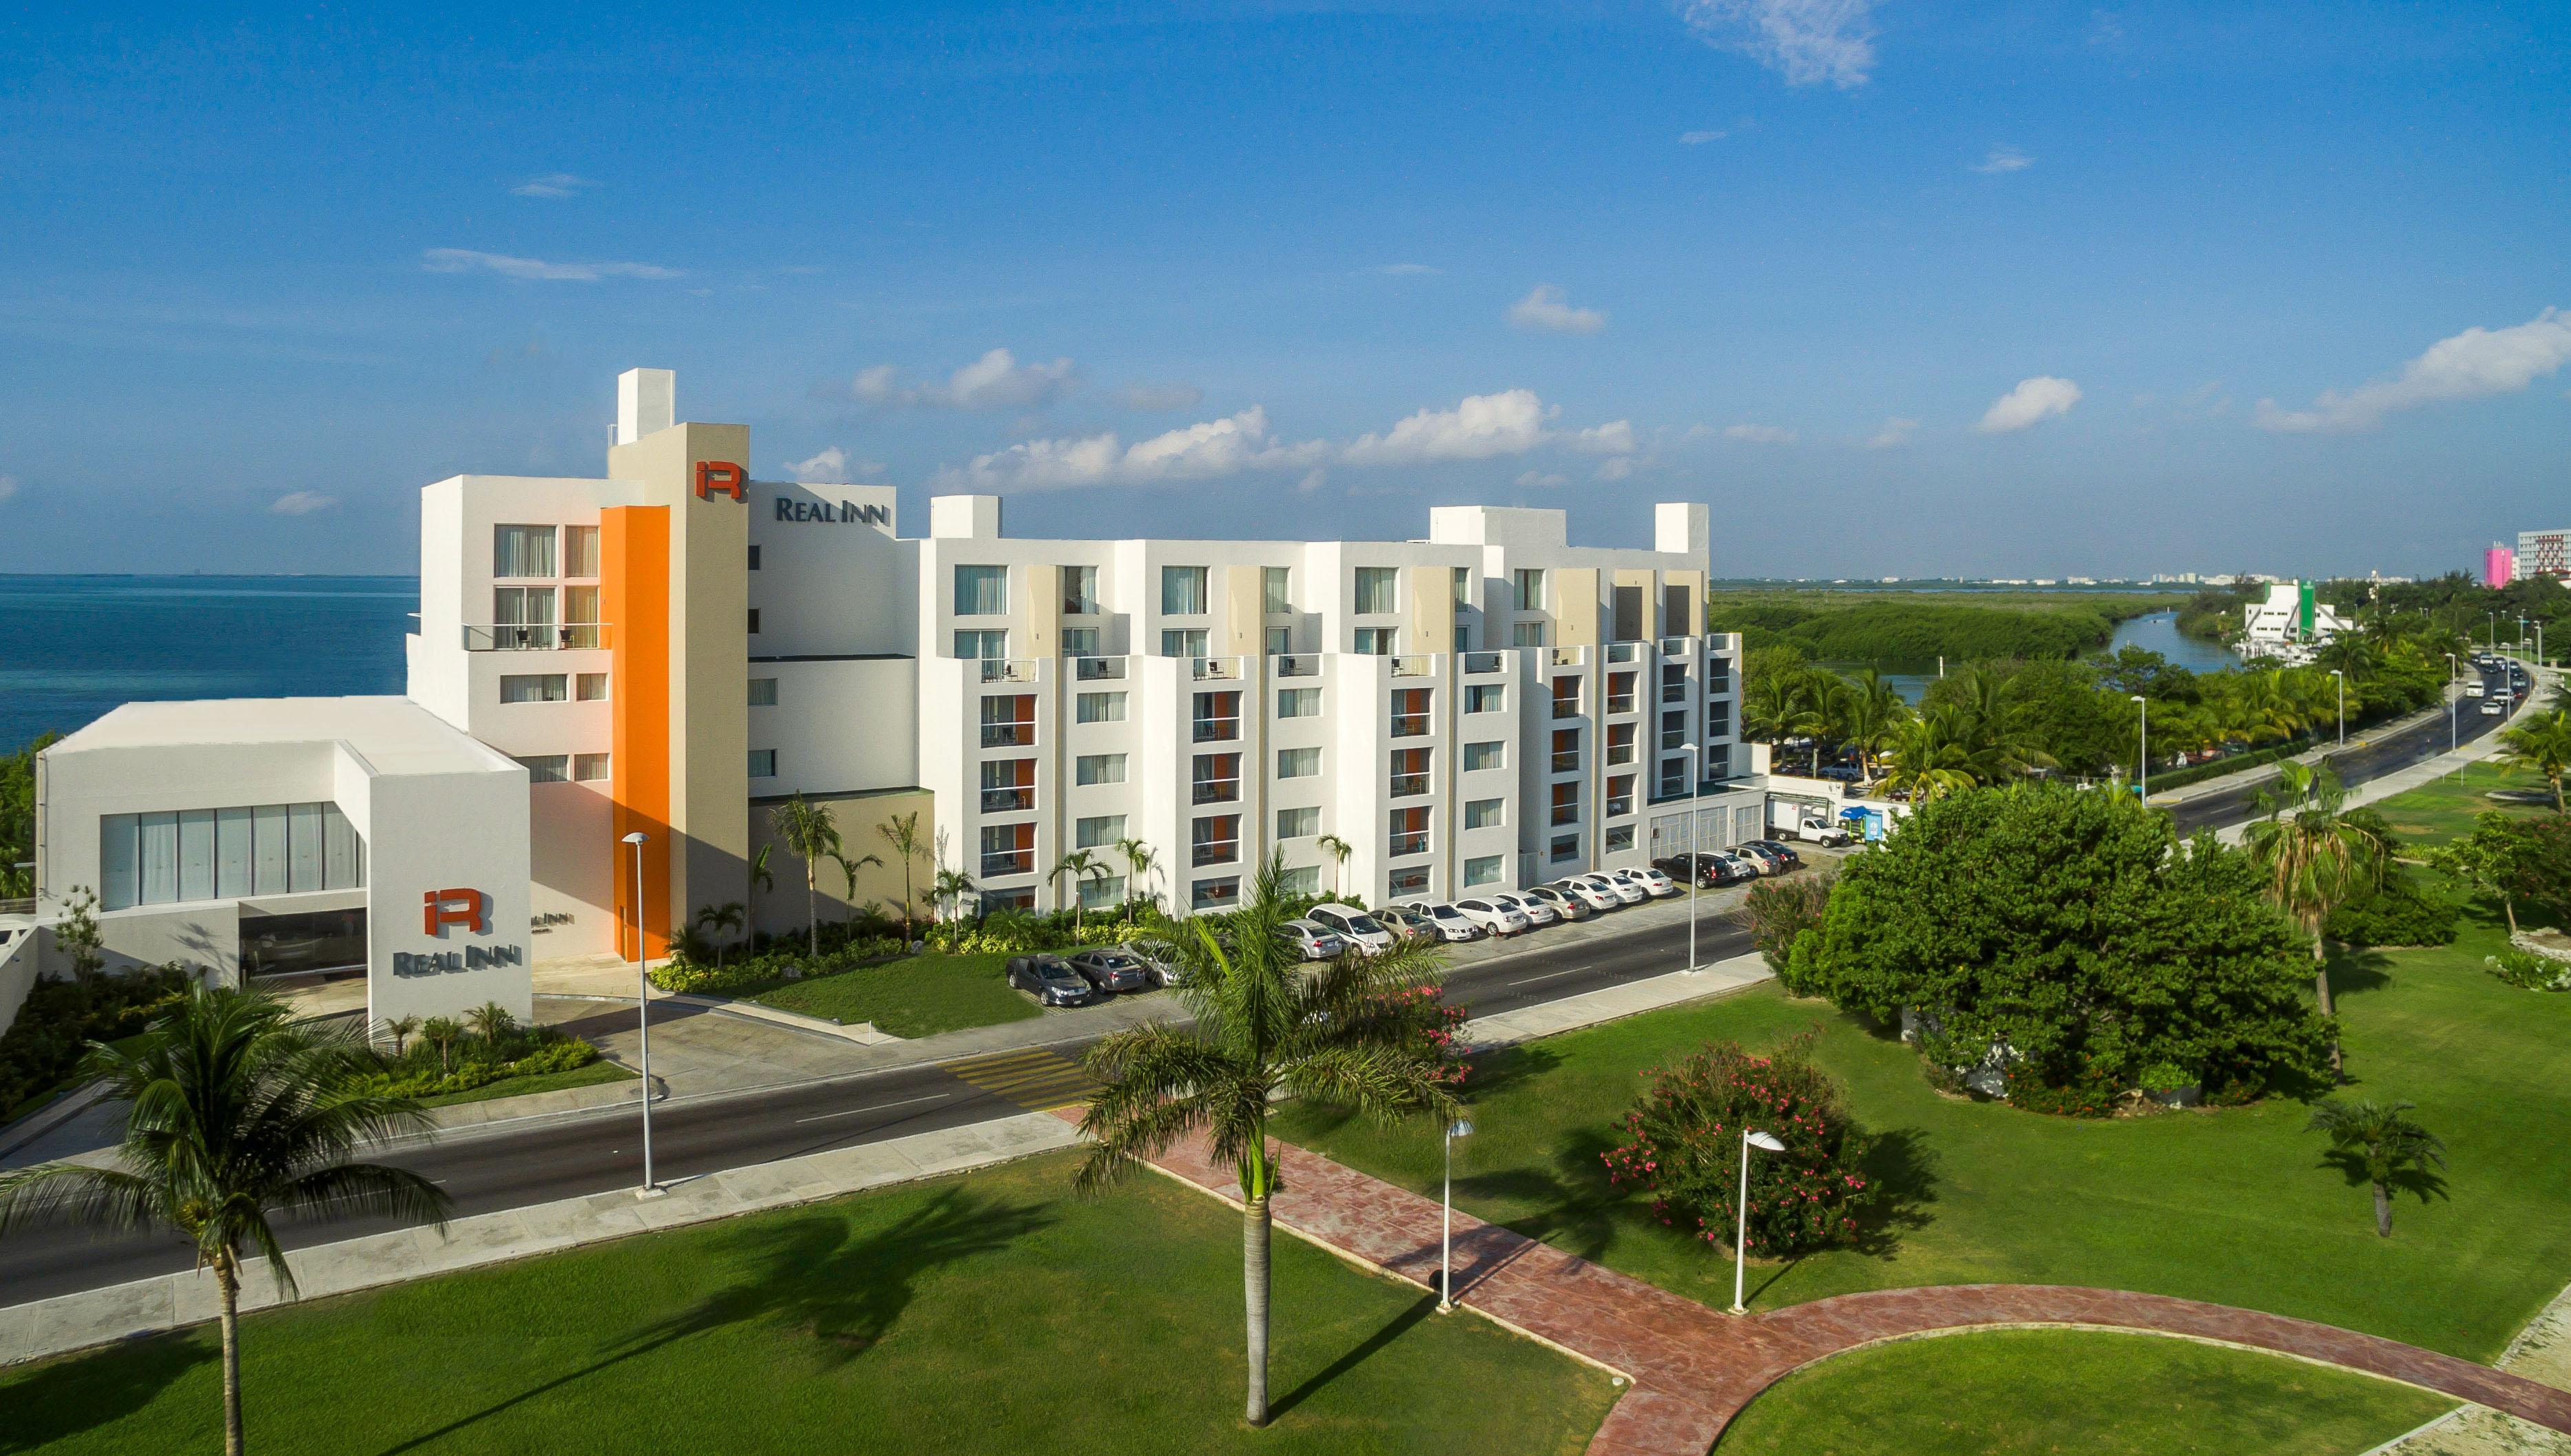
0,964,190,1121
353,1023,602,1099
1730,875,1833,991
652,937,908,993
2323,868,2461,948
1601,1033,1871,1257
2002,1057,2122,1118
2486,949,2571,992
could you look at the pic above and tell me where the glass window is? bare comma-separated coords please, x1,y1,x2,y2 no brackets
1512,568,1545,612
1388,866,1431,895
1262,566,1291,615
955,564,1009,616
98,815,136,909
1265,625,1292,657
1191,876,1240,911
1355,566,1398,615
495,525,556,578
1080,874,1127,910
955,628,1008,661
1160,565,1209,615
1276,747,1320,778
1550,833,1579,861
1278,865,1320,895
103,801,367,910
748,677,778,707
1464,798,1506,830
1512,621,1545,647
1060,627,1100,656
493,585,555,628
132,811,178,906
1388,806,1430,858
562,585,601,647
1453,566,1473,607
563,525,599,578
216,808,251,899
1607,773,1636,818
747,749,778,778
1466,684,1504,713
748,544,762,571
1354,626,1393,655
574,753,612,782
1161,628,1209,658
1076,753,1127,786
1076,691,1126,723
576,672,610,701
1191,814,1240,867
253,805,286,895
1075,815,1126,849
519,755,570,783
1276,806,1320,840
500,674,567,703
1464,855,1503,886
1277,687,1321,718
1605,824,1636,852
1463,740,1506,772
748,607,762,635
322,804,362,890
1063,564,1100,616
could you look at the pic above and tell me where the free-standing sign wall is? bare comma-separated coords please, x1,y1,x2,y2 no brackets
365,767,534,1027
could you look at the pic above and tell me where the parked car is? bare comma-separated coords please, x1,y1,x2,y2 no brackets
1402,900,1488,942
1277,919,1347,961
1453,897,1533,937
1714,852,1765,882
1656,852,1749,888
1727,844,1785,875
1374,906,1441,942
1006,954,1098,1007
1524,883,1594,920
1548,877,1621,912
1306,903,1397,954
1489,890,1559,927
1742,839,1805,871
1621,866,1680,898
1575,871,1647,906
1118,938,1188,988
1064,947,1153,993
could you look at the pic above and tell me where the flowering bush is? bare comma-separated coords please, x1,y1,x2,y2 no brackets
1601,1034,1871,1257
2486,949,2571,992
1369,984,1472,1086
2001,1057,2122,1117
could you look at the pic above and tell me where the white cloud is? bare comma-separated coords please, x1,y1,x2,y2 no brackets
849,348,1078,410
1118,382,1205,412
1679,0,1877,89
1594,456,1636,481
2256,307,2571,433
1375,262,1440,276
1297,468,1330,494
1570,420,1638,454
940,407,1327,492
510,173,600,198
1342,390,1556,465
1972,146,2033,174
1722,423,1798,444
421,248,678,282
269,490,336,516
1507,284,1606,335
1516,470,1570,488
782,446,887,482
0,474,17,503
1678,129,1729,145
1866,417,1918,449
1978,377,2083,433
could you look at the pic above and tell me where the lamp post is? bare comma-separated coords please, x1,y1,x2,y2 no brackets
2445,653,2459,767
2129,695,2147,800
622,829,658,1196
1679,743,1702,973
1731,1130,1787,1315
1439,1118,1475,1313
2329,669,2345,747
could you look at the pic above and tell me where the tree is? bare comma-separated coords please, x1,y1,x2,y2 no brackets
2307,1098,2446,1237
1834,669,1911,783
0,986,450,1456
1113,835,1159,909
1877,712,1979,805
745,845,774,953
767,794,842,957
2242,762,2386,1079
1076,853,1457,1426
2425,814,2537,934
420,1017,464,1075
831,853,884,932
2496,709,2571,813
1314,834,1353,897
930,866,978,924
1048,849,1109,928
1728,874,1834,991
694,902,746,966
464,1001,514,1043
0,732,57,901
55,885,105,983
379,1015,419,1057
875,810,927,937
1602,1034,1871,1256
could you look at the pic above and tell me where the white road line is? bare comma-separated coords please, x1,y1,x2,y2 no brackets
1508,965,1593,987
794,1092,953,1124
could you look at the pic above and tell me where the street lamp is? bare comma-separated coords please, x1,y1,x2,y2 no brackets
2129,695,2147,800
2329,669,2345,747
1731,1129,1787,1315
1678,743,1703,973
1439,1118,1475,1313
2444,654,2459,767
622,829,659,1196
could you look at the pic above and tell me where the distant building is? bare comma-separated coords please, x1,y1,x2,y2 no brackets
2517,530,2570,582
2241,581,2347,664
2486,543,2519,589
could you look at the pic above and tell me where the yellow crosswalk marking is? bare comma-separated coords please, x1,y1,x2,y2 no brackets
941,1048,1099,1111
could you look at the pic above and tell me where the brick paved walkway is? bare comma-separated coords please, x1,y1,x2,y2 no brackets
1113,1121,2571,1453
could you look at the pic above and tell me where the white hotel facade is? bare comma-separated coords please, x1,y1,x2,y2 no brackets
13,371,1753,1030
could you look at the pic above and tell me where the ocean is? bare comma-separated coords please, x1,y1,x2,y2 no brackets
0,576,419,751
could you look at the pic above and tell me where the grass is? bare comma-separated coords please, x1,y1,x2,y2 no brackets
1711,1329,2453,1454
0,1152,1616,1455
2371,760,2552,849
750,952,1044,1039
415,1059,633,1108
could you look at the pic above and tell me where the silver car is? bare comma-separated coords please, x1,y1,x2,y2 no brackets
1489,890,1559,927
1525,884,1593,921
1119,938,1188,988
1064,947,1152,993
1306,903,1397,953
1278,919,1347,961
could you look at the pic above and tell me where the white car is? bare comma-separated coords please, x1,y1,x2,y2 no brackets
2483,700,2506,716
1305,903,1397,954
1402,901,1487,942
1622,866,1680,898
1548,877,1619,912
1714,852,1765,881
1577,872,1648,906
2466,683,2486,698
1488,891,1559,927
1452,896,1533,937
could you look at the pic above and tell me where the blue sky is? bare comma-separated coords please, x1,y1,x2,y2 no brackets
1,1,2565,579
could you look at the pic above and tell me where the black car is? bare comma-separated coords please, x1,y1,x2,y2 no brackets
1063,948,1152,993
1006,954,1097,1007
1739,839,1805,870
1653,852,1746,888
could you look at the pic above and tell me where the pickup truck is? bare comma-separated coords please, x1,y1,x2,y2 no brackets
1771,813,1854,847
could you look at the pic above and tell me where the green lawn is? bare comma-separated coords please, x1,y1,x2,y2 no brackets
417,1059,633,1108
2370,760,2552,850
1712,1329,2453,1455
750,952,1045,1039
1,1152,1616,1455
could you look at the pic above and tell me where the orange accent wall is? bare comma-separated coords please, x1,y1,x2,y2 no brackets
603,506,672,961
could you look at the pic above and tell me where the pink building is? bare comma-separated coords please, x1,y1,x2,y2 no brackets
2485,543,2517,589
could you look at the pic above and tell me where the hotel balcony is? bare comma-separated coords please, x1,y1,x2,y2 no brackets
462,623,610,652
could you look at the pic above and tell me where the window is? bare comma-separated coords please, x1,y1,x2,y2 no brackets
1605,824,1636,853
748,543,762,571
500,674,567,703
1607,774,1636,818
98,801,364,909
1161,628,1209,659
1550,833,1579,862
563,525,599,578
492,585,555,647
1059,627,1100,657
981,758,1035,813
955,628,1008,661
1665,584,1692,636
1661,709,1689,751
1388,806,1430,858
1552,781,1583,826
748,677,778,707
1512,568,1545,612
574,752,611,782
1076,753,1127,786
1277,806,1320,840
577,672,610,702
1388,866,1430,896
981,822,1035,877
1463,740,1505,772
1464,798,1505,830
1659,758,1687,799
1278,687,1321,718
1608,671,1638,714
1464,855,1503,887
748,749,777,778
1391,687,1432,738
1552,676,1582,718
1076,815,1126,849
1277,747,1320,779
1191,814,1240,866
1466,683,1505,714
1062,564,1100,616
1390,747,1431,798
495,525,556,578
981,694,1035,748
1265,625,1291,657
1191,877,1240,911
1663,663,1688,704
1512,621,1545,647
519,754,570,783
1193,753,1242,805
1262,565,1291,615
1194,690,1241,742
1453,565,1473,607
983,886,1037,912
1079,874,1127,911
1552,727,1581,773
747,608,762,635
1355,566,1398,615
955,564,1009,616
1607,721,1636,765
1354,626,1394,655
1076,691,1126,723
1707,705,1732,737
563,585,601,648
1160,565,1209,615
1278,865,1320,896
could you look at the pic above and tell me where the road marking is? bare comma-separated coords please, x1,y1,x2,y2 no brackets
941,1048,1100,1111
793,1092,953,1125
1508,965,1594,987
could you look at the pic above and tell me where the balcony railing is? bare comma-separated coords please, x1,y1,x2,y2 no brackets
1607,742,1635,765
1661,635,1692,657
1273,654,1320,678
979,722,1034,749
1550,750,1581,773
1605,641,1641,663
1661,729,1689,751
1192,716,1240,743
981,851,1034,877
1073,656,1125,681
1192,839,1240,867
1391,654,1435,678
1550,803,1580,826
1550,646,1586,667
1461,652,1506,676
1191,778,1240,806
1387,831,1430,858
1663,682,1687,704
978,658,1040,684
1607,694,1636,715
1192,656,1244,681
1552,697,1581,720
1606,794,1635,818
1389,712,1431,738
1389,773,1430,799
979,787,1033,813
464,623,607,652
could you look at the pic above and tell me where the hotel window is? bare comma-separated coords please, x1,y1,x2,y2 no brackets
1388,806,1430,858
1660,758,1687,799
1062,564,1100,616
500,674,567,703
981,822,1035,877
1464,855,1503,887
1512,621,1545,647
1606,774,1636,818
1388,866,1430,896
1264,626,1291,657
1262,565,1291,615
1608,672,1638,714
981,758,1035,813
1605,824,1636,853
1390,687,1432,738
1661,709,1689,751
1076,753,1127,786
1277,687,1320,718
1550,833,1579,861
983,886,1037,912
1276,805,1320,840
1080,874,1127,911
1552,728,1581,773
1060,627,1101,657
981,694,1035,748
955,628,1008,661
495,525,556,579
1194,690,1241,742
1512,568,1545,612
1665,585,1692,636
1464,798,1505,830
1389,747,1431,799
748,750,778,778
748,677,778,707
1160,565,1209,616
1466,684,1504,714
576,672,610,702
574,753,611,782
1707,703,1732,737
1463,740,1505,772
748,609,762,635
519,755,570,783
1278,865,1320,896
1193,753,1242,805
955,564,1009,616
1191,876,1240,911
748,544,762,571
1075,814,1126,849
1277,747,1320,779
1453,565,1473,607
98,802,364,909
563,585,601,648
1607,721,1636,765
1354,566,1397,616
1354,627,1393,655
1551,781,1580,826
1192,814,1240,867
492,585,555,647
1662,663,1688,704
562,525,599,579
1076,691,1126,724
1552,676,1582,718
1161,627,1209,659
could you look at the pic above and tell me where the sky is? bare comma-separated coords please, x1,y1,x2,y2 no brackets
1,1,2565,580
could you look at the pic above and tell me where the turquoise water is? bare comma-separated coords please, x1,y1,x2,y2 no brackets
0,576,419,751
1824,611,2240,704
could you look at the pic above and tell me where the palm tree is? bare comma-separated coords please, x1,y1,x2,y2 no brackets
2496,709,2571,812
1877,711,1978,805
767,794,842,957
0,986,450,1456
1837,668,1912,784
875,810,927,937
1313,834,1353,897
930,865,978,926
746,845,774,954
2307,1098,2446,1237
1048,849,1109,928
464,1001,515,1044
379,1015,419,1057
1113,835,1160,911
2242,762,2385,1079
1077,853,1459,1426
832,851,885,934
420,1016,464,1075
693,902,746,966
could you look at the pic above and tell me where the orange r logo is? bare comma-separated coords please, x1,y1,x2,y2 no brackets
422,888,488,937
694,461,747,502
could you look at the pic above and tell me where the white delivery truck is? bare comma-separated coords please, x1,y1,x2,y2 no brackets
1768,800,1854,846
